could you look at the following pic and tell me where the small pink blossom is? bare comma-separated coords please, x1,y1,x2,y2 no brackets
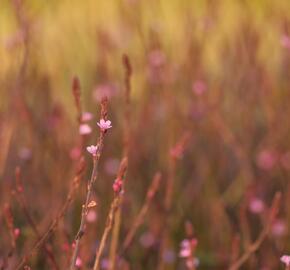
70,147,81,160
170,145,184,159
75,257,82,268
162,249,176,263
79,124,92,135
148,49,166,68
82,112,93,122
97,119,112,131
18,147,32,160
280,255,290,267
256,150,277,170
186,258,200,269
139,232,155,248
105,158,120,175
93,83,117,102
272,219,287,237
86,210,97,223
249,198,265,214
86,145,98,156
113,178,122,193
179,239,198,258
101,258,111,269
14,228,21,239
192,80,207,96
61,243,70,252
281,35,290,49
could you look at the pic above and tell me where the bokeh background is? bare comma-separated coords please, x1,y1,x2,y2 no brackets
1,0,290,269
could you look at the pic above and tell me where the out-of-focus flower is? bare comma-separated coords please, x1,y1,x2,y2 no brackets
86,210,97,223
272,219,287,237
192,80,207,96
280,255,290,267
14,228,21,239
113,178,122,193
179,238,198,269
179,239,198,258
105,158,120,175
256,150,277,170
70,147,81,160
79,124,92,135
75,257,82,268
162,249,176,263
186,258,200,269
87,145,98,156
249,198,265,214
61,243,70,252
170,145,184,159
18,147,32,161
148,49,166,68
281,34,290,49
139,231,155,248
82,112,93,122
93,83,117,102
101,258,111,269
97,119,112,131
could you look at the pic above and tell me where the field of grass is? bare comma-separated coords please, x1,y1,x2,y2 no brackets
1,0,290,269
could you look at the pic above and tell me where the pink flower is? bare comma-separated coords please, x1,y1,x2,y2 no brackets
93,83,117,102
82,112,93,122
79,124,92,135
113,178,122,193
179,239,198,258
86,145,98,156
139,232,155,248
14,228,21,239
75,257,82,268
249,198,265,214
97,119,112,131
281,35,290,49
280,255,290,266
18,147,32,160
105,158,120,175
256,150,277,170
70,147,81,160
86,210,97,223
148,49,166,68
192,80,207,96
272,219,287,237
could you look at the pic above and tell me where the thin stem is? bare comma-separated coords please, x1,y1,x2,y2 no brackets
93,196,120,270
228,192,281,270
93,157,128,270
108,54,132,270
13,167,59,270
15,158,86,270
122,172,161,253
69,158,98,269
70,97,108,269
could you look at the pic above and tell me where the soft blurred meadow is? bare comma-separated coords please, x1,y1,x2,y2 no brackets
1,0,290,269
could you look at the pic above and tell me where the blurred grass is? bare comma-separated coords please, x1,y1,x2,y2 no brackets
1,0,290,103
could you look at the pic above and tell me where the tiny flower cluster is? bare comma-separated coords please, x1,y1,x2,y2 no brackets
281,255,290,267
86,118,112,157
179,238,199,269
